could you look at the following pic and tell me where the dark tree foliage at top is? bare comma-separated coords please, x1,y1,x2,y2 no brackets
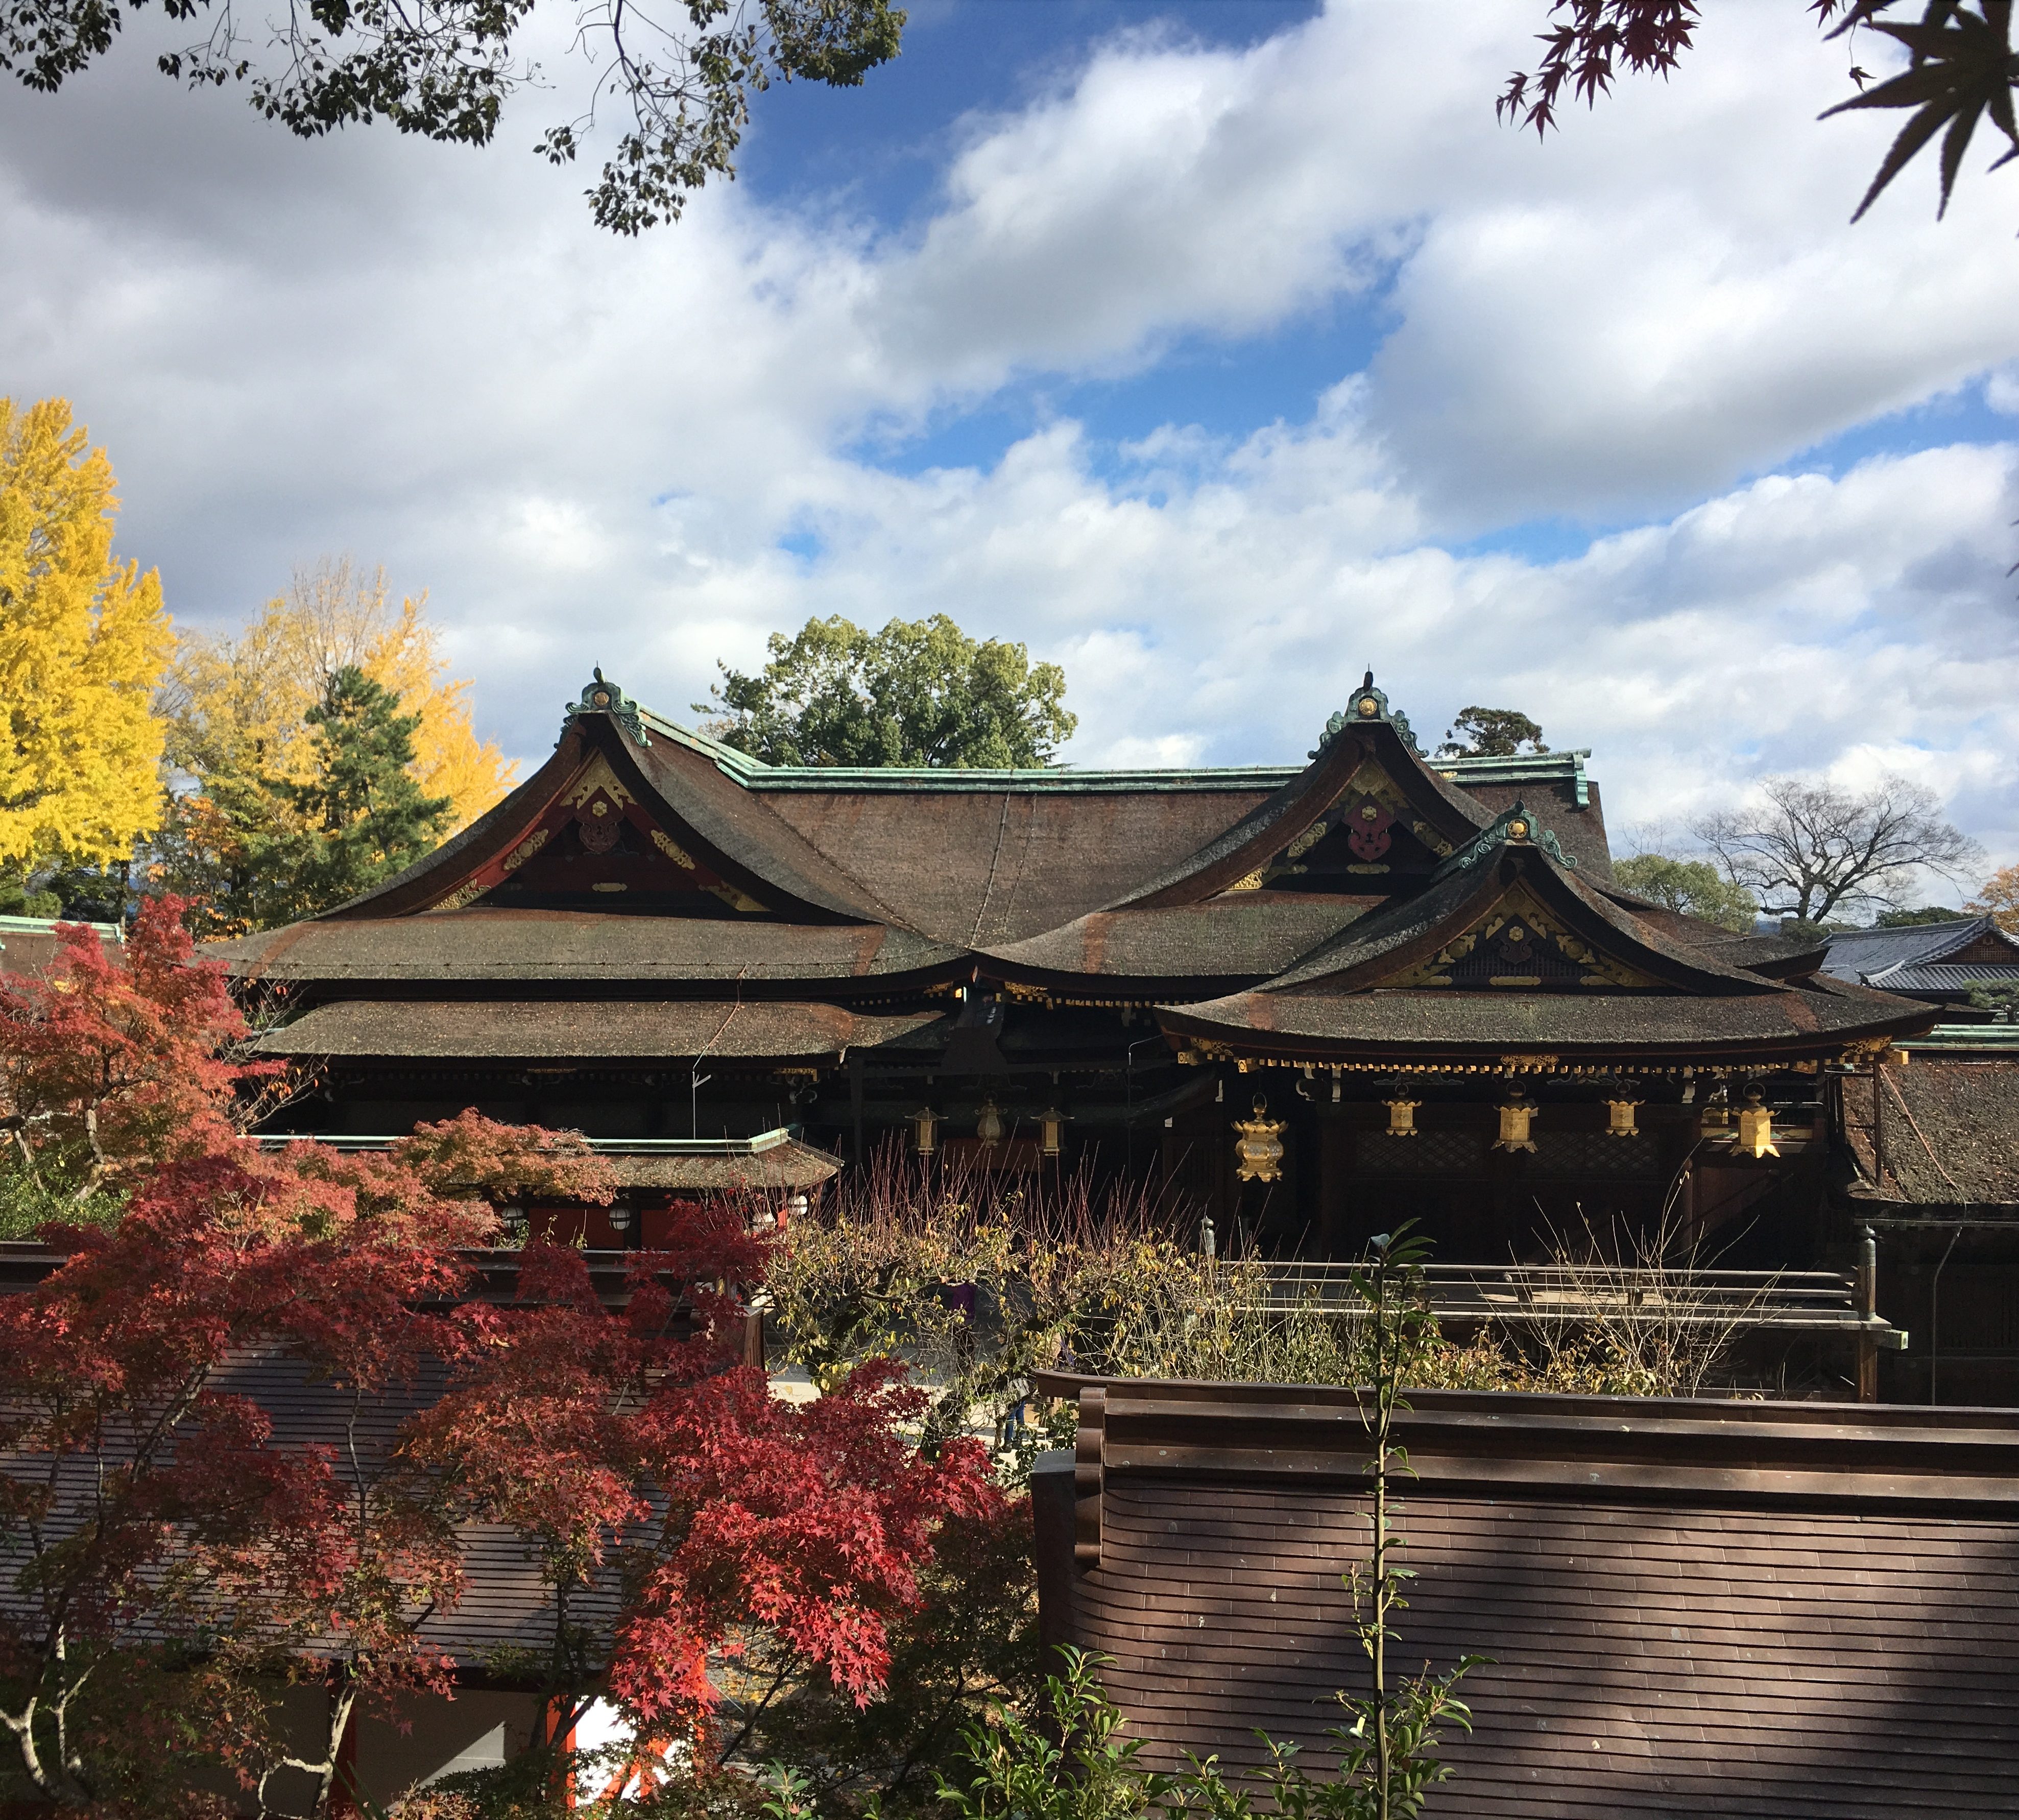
1437,707,1549,758
0,0,904,234
1500,2,2018,223
1872,903,1967,924
701,614,1077,770
266,665,453,920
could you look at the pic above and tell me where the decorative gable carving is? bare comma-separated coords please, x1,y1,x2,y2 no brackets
1219,756,1459,896
424,749,770,916
1383,885,1660,991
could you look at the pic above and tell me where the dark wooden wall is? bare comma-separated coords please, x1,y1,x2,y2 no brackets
1036,1460,2019,1818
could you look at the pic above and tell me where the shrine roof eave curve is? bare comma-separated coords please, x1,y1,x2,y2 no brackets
1154,973,1938,1069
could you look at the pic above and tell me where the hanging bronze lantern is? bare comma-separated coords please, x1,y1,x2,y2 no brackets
1039,1107,1066,1158
1232,1096,1287,1183
913,1106,940,1157
976,1099,1005,1146
1603,1097,1640,1138
1736,1088,1778,1159
1494,1092,1538,1154
1384,1097,1421,1137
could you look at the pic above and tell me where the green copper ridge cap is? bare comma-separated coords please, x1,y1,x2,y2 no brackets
1434,800,1578,878
1310,669,1426,758
564,669,651,747
560,687,1592,798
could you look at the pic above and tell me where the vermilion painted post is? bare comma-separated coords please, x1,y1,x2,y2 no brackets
544,1698,579,1810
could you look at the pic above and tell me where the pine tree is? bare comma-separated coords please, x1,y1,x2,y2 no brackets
254,666,452,921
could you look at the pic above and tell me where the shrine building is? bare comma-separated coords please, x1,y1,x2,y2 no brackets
223,670,1935,1269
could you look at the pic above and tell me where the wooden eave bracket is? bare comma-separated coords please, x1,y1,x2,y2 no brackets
1074,1384,1106,1568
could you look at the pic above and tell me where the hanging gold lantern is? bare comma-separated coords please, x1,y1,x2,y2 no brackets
1039,1107,1066,1158
913,1106,940,1157
1384,1098,1421,1137
1604,1097,1640,1138
976,1099,1005,1146
1494,1093,1537,1154
1232,1096,1287,1182
1735,1088,1778,1159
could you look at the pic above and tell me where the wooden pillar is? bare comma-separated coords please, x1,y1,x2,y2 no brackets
1855,1222,1879,1404
1319,1111,1353,1260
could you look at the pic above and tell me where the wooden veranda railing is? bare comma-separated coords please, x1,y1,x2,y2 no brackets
1257,1260,1903,1342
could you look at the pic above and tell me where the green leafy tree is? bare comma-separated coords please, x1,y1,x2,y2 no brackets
1613,853,1759,932
702,615,1076,769
2,0,903,235
1501,3,2019,226
1435,708,1547,759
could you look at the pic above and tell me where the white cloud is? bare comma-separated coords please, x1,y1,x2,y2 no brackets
1,0,2016,884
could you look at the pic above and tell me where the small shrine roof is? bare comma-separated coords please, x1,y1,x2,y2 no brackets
1155,808,1937,1064
1822,916,2019,981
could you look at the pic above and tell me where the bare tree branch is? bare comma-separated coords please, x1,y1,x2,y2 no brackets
1694,773,1983,925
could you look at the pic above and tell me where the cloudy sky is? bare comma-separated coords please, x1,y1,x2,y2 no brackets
5,0,2017,881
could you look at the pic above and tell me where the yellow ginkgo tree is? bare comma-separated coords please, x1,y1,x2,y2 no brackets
0,397,176,879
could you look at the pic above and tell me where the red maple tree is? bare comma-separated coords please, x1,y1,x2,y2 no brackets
0,897,276,1200
407,1218,1000,1789
0,906,1001,1814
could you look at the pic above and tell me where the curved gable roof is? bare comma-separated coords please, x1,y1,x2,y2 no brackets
1104,676,1497,913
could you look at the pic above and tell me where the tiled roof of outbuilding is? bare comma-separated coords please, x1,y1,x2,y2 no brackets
1821,916,2019,980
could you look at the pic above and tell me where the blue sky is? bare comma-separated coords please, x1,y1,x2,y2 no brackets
2,1,2016,876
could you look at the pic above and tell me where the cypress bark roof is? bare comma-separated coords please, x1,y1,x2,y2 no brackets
1843,1058,2019,1206
208,672,1931,1069
1155,808,1935,1063
253,999,943,1061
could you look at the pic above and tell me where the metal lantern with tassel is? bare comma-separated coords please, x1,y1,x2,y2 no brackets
1736,1087,1780,1159
1232,1096,1288,1183
1494,1090,1538,1154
